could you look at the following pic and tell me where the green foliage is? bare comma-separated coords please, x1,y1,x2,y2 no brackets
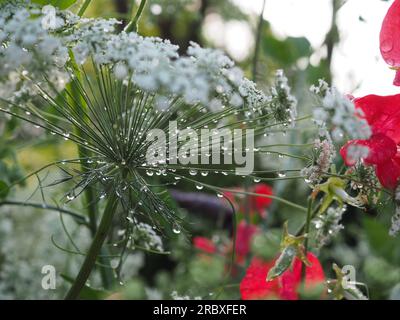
31,0,77,9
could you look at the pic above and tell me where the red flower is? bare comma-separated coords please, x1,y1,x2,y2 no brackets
239,258,281,300
222,183,274,216
235,221,260,263
340,94,400,189
193,236,216,254
240,253,325,300
380,0,400,86
252,184,273,212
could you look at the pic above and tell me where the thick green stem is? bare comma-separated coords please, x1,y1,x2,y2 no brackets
78,0,92,17
65,194,118,300
124,0,147,33
301,197,314,284
68,52,114,289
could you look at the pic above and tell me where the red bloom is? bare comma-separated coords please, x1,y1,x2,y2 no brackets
240,253,325,300
239,258,281,300
340,94,400,189
252,184,273,212
222,183,274,216
235,221,259,262
380,0,400,86
193,236,216,254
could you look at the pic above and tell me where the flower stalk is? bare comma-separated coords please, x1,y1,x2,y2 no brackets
65,193,119,300
125,0,148,33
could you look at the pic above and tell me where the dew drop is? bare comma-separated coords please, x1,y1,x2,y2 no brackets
195,184,204,190
253,177,261,183
277,171,286,178
381,39,393,53
172,223,181,234
189,169,197,176
146,170,154,176
217,193,224,198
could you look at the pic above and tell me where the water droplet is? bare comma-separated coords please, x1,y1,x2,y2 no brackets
253,177,261,183
201,171,208,177
277,171,286,178
217,193,223,198
381,39,393,53
195,184,204,190
172,223,181,234
189,169,197,176
66,193,75,201
146,170,154,176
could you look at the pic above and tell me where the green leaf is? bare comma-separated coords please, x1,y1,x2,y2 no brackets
32,0,77,10
363,217,400,265
267,245,296,281
0,180,8,200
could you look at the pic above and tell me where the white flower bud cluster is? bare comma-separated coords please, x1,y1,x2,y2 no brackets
313,205,346,247
267,69,297,126
301,138,336,186
311,80,371,142
0,2,71,102
131,222,164,252
390,186,400,237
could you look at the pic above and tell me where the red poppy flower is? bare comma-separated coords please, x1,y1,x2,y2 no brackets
340,94,400,189
240,253,325,300
193,236,216,254
380,0,400,86
235,221,260,263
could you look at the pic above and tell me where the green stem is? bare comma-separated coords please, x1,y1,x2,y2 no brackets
78,0,92,17
65,194,118,300
252,0,266,82
68,52,114,289
301,197,314,284
124,0,147,33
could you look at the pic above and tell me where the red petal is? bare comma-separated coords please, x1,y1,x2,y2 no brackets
380,0,400,85
235,221,259,258
251,184,273,212
193,237,216,254
240,258,280,300
376,158,400,190
279,252,325,300
340,139,369,166
340,134,397,166
354,94,400,142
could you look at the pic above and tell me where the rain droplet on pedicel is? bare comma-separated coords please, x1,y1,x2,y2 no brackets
201,171,208,177
217,193,224,198
195,184,204,190
381,39,394,53
66,193,75,201
189,169,197,176
146,170,154,176
172,223,181,234
253,177,261,183
277,171,286,178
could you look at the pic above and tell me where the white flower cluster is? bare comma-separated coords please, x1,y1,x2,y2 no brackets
301,138,336,186
313,206,346,248
1,1,271,115
0,2,70,102
131,222,164,252
311,80,371,142
267,70,297,126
